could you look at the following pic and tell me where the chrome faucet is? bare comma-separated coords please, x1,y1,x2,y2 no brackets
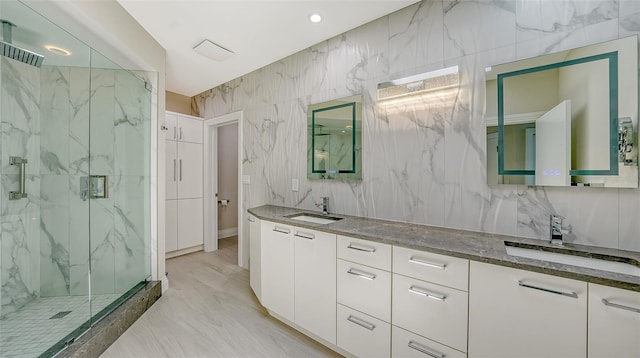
549,214,565,245
316,197,329,215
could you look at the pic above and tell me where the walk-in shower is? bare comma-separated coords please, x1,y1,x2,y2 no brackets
0,1,152,357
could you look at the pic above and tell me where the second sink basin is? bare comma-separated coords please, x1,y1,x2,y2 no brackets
286,213,343,225
505,241,640,277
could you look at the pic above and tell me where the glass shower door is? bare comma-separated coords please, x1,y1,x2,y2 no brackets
0,0,92,355
88,50,151,324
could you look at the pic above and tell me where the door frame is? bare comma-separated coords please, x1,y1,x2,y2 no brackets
203,111,244,267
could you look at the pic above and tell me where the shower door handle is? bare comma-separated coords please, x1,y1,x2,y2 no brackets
9,156,27,200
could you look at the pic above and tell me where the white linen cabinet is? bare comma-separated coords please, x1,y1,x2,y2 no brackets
165,111,204,255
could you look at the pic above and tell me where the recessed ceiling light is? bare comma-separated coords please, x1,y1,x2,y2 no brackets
309,13,322,23
45,45,71,56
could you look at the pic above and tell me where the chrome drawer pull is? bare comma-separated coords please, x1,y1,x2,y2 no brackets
272,227,291,234
409,256,447,269
347,243,376,253
408,286,446,301
602,298,640,314
347,315,375,331
247,217,255,222
347,268,376,280
408,340,446,358
518,280,578,298
294,231,315,240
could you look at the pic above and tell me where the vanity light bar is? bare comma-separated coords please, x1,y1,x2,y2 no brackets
377,65,459,100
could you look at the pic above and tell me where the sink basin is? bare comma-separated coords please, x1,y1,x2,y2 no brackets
286,213,343,225
504,242,640,277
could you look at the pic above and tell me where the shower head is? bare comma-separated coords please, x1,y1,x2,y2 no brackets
0,20,44,68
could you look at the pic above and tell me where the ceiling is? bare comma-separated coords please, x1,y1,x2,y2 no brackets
116,0,419,97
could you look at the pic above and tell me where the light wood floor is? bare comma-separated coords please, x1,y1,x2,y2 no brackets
101,237,339,357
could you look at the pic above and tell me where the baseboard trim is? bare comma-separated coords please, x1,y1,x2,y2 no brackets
218,227,238,239
165,244,203,259
161,275,169,293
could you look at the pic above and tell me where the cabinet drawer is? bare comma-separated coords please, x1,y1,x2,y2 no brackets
392,325,466,358
393,246,469,291
337,304,390,358
392,274,468,352
337,259,391,322
337,235,391,271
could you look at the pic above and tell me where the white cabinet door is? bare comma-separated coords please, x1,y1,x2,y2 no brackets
249,215,262,302
165,141,177,200
165,200,178,252
178,116,203,143
588,283,640,358
337,304,390,358
177,198,203,250
177,141,202,199
165,112,178,141
468,261,587,358
294,228,336,344
261,222,294,322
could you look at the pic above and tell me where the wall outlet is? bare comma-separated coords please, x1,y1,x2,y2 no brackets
242,175,251,185
292,178,299,192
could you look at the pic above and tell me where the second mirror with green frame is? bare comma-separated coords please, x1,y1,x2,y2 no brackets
307,95,362,180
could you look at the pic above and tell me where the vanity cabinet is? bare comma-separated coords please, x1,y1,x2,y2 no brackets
259,221,337,344
588,283,640,358
468,261,587,357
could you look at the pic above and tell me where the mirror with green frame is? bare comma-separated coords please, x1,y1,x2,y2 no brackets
485,35,638,188
307,95,362,180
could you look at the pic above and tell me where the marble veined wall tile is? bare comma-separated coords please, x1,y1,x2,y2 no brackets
389,1,444,76
1,58,41,315
87,174,115,295
620,4,640,36
40,174,70,297
41,66,71,175
346,15,390,87
114,176,148,293
90,68,115,175
444,0,516,60
619,189,640,252
69,175,90,296
195,0,640,253
68,67,90,176
515,0,619,59
114,70,150,177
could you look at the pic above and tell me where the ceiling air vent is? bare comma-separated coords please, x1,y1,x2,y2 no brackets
193,39,234,62
377,65,459,101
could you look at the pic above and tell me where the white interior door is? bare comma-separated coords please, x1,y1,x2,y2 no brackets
535,100,571,186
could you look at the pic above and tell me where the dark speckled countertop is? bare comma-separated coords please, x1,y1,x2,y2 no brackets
248,205,640,292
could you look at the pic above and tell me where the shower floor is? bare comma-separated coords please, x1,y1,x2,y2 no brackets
0,294,120,357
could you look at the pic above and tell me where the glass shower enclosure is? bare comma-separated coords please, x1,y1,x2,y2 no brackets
0,1,152,356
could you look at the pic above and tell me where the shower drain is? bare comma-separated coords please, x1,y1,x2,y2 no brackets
49,311,72,319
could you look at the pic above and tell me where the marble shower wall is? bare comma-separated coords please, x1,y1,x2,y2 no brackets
193,0,640,253
1,58,41,316
39,65,150,297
